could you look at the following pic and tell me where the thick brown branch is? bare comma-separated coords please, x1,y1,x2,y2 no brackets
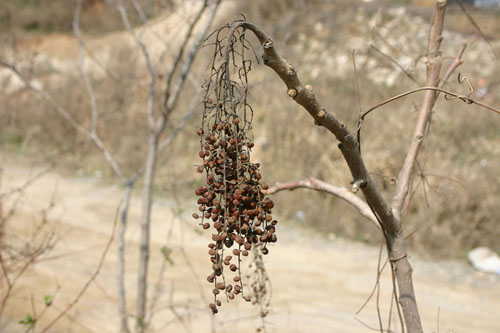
224,18,423,332
264,178,380,228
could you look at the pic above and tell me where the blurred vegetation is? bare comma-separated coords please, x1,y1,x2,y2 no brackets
1,0,499,258
0,0,174,35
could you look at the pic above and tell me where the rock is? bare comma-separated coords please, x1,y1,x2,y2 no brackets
468,247,500,275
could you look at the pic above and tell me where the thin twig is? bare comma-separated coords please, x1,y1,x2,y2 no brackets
163,0,208,112
457,0,499,60
117,0,156,129
361,86,500,120
370,44,421,85
0,167,51,199
376,242,384,332
439,42,467,89
40,198,120,333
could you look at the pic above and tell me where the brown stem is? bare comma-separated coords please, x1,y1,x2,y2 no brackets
224,20,423,332
264,178,380,229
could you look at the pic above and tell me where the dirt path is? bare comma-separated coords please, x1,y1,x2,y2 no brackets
1,158,500,333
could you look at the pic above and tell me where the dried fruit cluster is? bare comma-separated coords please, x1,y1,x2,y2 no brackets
195,21,277,314
193,116,277,314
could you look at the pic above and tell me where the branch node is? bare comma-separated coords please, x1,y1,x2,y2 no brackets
287,88,297,98
287,65,296,75
415,134,423,141
390,253,408,263
317,109,326,119
263,39,274,49
305,84,313,93
351,179,367,193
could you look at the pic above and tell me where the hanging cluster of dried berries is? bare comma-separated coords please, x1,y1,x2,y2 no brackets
193,115,277,314
195,22,277,314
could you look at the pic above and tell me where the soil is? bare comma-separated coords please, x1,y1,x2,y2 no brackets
1,157,500,333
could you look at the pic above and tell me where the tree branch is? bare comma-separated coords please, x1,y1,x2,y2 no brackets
117,0,156,130
223,15,424,331
40,197,119,333
391,0,446,221
360,86,500,120
264,178,380,229
163,0,208,112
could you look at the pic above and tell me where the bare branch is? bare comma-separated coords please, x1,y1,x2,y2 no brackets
223,16,423,331
116,184,134,333
73,0,97,135
40,198,119,333
0,60,128,183
370,44,421,85
360,86,500,119
264,178,380,229
164,0,221,118
440,41,467,89
117,0,156,129
0,167,51,199
158,81,202,152
457,0,499,60
391,0,446,223
163,0,208,111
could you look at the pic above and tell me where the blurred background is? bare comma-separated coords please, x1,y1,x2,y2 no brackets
0,0,499,332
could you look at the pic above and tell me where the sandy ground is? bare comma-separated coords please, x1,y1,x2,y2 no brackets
1,158,500,333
